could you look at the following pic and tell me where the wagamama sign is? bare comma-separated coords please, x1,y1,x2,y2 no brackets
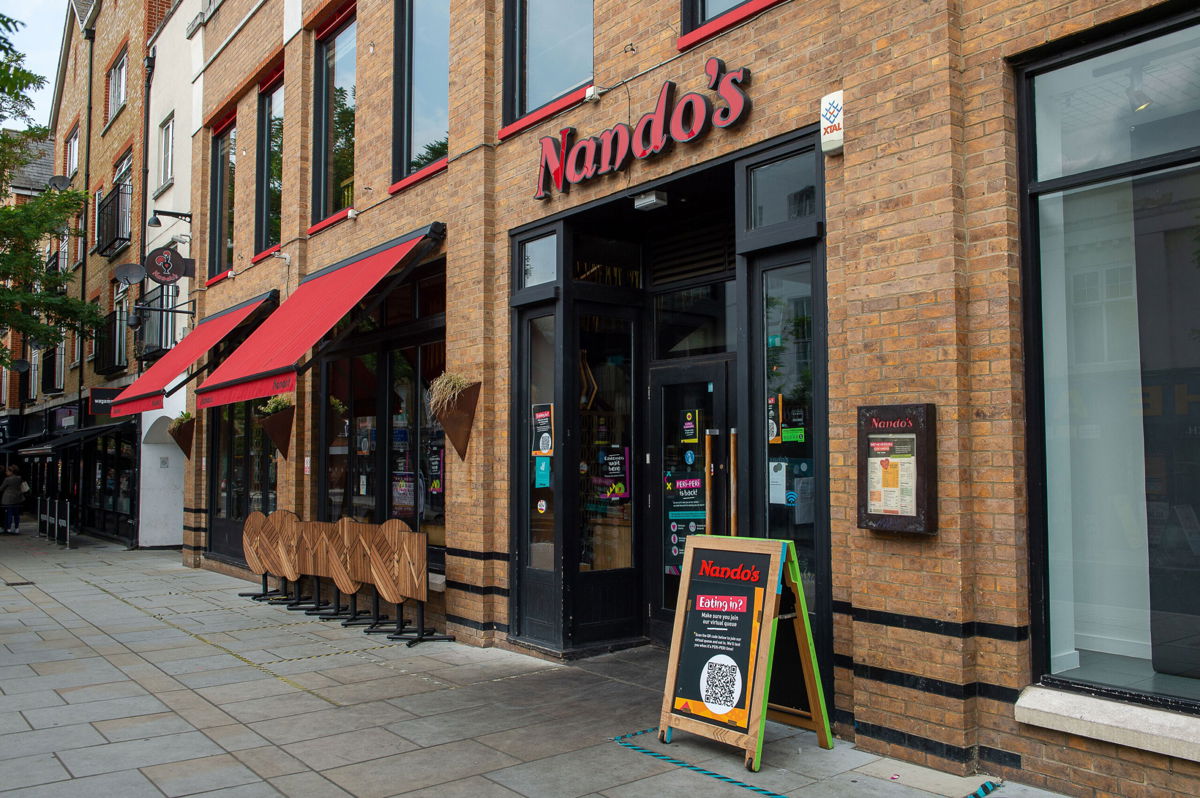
533,57,751,199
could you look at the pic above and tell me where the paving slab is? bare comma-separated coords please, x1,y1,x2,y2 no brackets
232,745,311,779
485,740,676,798
141,753,263,797
0,768,164,798
92,710,198,742
56,729,225,776
281,727,419,770
322,738,522,797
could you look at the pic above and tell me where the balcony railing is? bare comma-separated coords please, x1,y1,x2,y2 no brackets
45,250,60,273
96,183,132,257
136,284,177,362
93,309,128,375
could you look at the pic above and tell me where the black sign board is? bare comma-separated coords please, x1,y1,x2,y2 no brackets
857,403,937,534
144,246,196,285
659,535,831,771
90,387,124,416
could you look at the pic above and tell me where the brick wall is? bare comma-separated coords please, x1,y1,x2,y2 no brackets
184,0,1200,793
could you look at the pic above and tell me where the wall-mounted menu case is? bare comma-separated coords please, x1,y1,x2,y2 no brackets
857,403,936,535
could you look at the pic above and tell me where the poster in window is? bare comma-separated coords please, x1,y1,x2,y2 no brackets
681,409,701,444
664,470,705,568
392,472,416,514
767,395,782,444
531,403,554,456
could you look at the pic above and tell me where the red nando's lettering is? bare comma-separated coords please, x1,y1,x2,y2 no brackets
698,559,761,583
870,418,914,429
533,57,751,199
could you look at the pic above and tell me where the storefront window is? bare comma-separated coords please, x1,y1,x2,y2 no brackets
578,315,633,571
763,264,815,608
654,281,735,359
520,233,556,287
527,315,556,570
749,151,816,230
1031,23,1200,704
1034,24,1200,182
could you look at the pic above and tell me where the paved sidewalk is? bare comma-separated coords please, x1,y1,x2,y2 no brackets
0,528,1065,797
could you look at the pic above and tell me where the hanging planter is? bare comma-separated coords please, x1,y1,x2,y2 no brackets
168,412,195,459
255,395,295,459
429,372,480,460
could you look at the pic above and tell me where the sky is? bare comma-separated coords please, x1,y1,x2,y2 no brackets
1,0,67,129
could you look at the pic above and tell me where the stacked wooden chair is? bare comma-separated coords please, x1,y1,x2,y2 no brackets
239,509,452,645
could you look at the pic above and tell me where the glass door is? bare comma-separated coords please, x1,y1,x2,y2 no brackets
646,360,730,640
570,308,639,644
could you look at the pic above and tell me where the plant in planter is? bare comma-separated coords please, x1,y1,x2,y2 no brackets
255,395,295,458
168,411,195,458
327,395,349,445
429,371,481,460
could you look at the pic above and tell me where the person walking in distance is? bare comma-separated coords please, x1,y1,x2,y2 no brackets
1,465,26,535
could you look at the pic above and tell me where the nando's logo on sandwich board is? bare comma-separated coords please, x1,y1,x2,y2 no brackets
533,57,750,199
658,535,831,772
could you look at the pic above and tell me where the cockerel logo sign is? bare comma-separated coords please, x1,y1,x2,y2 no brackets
143,246,196,286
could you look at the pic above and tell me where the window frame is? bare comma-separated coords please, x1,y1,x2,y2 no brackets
209,119,237,278
158,113,174,190
502,0,594,125
66,127,79,176
1017,7,1200,714
392,0,450,182
107,49,127,121
113,150,133,243
312,13,357,224
256,77,285,253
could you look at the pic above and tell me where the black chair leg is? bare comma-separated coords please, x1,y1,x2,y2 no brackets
240,574,282,600
388,602,454,646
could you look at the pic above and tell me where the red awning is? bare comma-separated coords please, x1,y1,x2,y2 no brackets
195,226,437,410
110,292,277,417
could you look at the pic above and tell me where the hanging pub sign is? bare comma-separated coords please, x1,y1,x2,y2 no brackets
144,246,196,285
857,403,937,534
534,57,751,199
659,535,831,771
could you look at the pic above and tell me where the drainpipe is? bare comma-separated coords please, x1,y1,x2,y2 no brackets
78,26,95,420
138,47,155,377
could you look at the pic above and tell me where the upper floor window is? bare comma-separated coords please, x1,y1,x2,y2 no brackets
113,151,132,241
65,127,78,175
314,16,356,221
210,121,237,276
394,0,449,178
107,50,127,121
505,0,592,120
159,114,174,189
257,80,284,252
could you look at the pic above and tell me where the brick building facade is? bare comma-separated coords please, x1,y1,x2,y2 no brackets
101,0,1200,794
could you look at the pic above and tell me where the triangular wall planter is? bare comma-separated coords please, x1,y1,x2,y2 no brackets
435,381,480,460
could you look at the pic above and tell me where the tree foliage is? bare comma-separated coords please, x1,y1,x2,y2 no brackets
0,13,100,368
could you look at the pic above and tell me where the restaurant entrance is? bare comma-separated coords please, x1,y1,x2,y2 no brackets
511,130,830,687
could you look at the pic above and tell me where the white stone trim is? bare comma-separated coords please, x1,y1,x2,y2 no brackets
1016,685,1200,763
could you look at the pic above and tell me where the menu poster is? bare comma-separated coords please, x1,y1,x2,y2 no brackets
531,404,554,456
857,404,937,534
767,395,783,444
664,470,705,568
866,434,917,516
681,409,701,444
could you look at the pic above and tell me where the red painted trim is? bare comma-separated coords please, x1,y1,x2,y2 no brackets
387,157,448,195
498,85,591,142
676,0,788,50
212,111,237,137
315,2,356,41
307,207,351,236
259,63,285,92
206,270,233,287
250,245,281,264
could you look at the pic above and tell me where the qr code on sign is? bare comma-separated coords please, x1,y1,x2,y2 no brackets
704,660,739,707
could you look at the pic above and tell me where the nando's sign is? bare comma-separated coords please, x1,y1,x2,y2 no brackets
533,57,750,200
